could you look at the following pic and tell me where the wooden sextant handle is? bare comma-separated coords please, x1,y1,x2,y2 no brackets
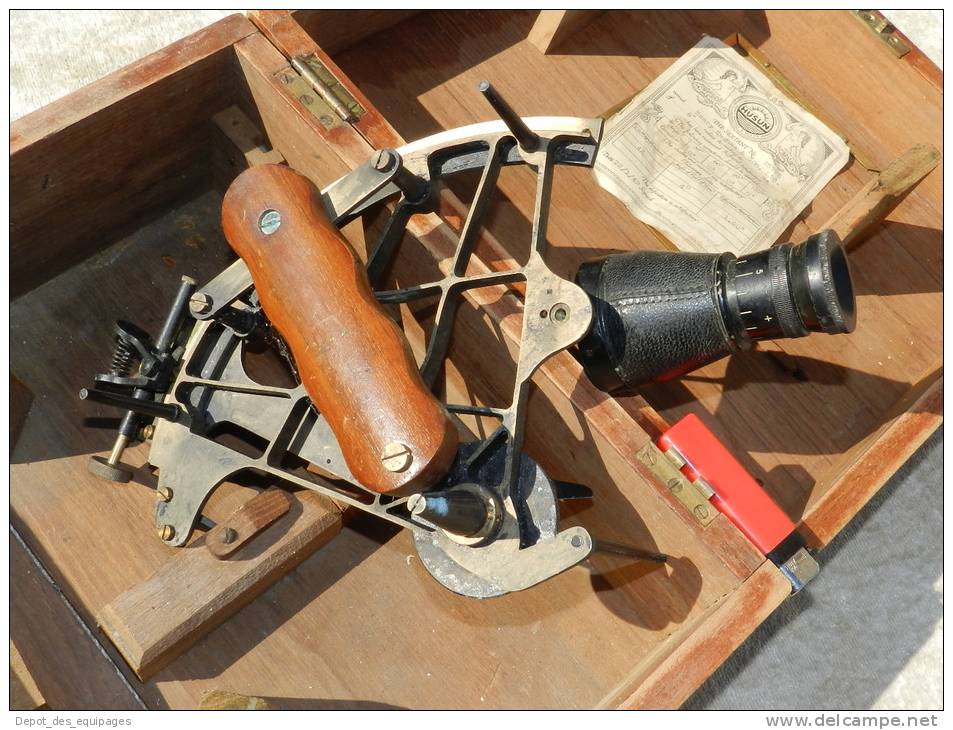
221,164,458,496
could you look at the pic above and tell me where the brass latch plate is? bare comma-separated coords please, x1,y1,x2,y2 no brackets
636,442,716,526
851,10,911,58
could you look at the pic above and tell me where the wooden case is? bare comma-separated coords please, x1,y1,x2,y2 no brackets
10,10,942,709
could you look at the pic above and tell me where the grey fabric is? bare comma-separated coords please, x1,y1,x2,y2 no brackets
10,9,236,121
10,9,942,711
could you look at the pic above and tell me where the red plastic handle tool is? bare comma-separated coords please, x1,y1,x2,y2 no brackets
657,414,794,555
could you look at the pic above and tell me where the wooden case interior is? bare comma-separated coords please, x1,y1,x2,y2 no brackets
9,10,941,709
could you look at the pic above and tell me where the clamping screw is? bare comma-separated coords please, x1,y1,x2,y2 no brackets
372,149,397,172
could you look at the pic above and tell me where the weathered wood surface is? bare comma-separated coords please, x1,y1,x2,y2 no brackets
98,492,342,680
802,367,943,546
11,530,144,710
206,487,292,559
199,690,273,710
10,191,240,709
212,105,285,168
10,372,33,450
823,144,941,249
612,561,793,709
285,9,419,56
527,10,605,54
10,640,46,710
9,14,257,298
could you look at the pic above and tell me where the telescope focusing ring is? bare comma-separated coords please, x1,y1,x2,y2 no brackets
768,244,807,339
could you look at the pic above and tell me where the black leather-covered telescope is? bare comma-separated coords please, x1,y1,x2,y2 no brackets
575,230,856,393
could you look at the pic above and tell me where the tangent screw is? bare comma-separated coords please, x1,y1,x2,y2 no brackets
380,441,413,472
159,524,175,542
189,292,212,315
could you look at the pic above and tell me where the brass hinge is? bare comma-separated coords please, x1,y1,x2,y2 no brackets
636,442,716,526
851,10,911,58
291,55,365,123
274,56,365,130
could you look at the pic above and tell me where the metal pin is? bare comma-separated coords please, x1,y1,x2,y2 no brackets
157,277,197,351
478,80,540,152
107,433,130,466
79,388,181,422
592,539,668,563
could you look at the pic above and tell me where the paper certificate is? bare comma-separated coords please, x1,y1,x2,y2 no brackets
594,37,849,255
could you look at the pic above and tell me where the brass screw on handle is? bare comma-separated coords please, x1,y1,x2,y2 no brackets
159,524,175,542
258,209,282,235
380,441,413,472
220,527,238,545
